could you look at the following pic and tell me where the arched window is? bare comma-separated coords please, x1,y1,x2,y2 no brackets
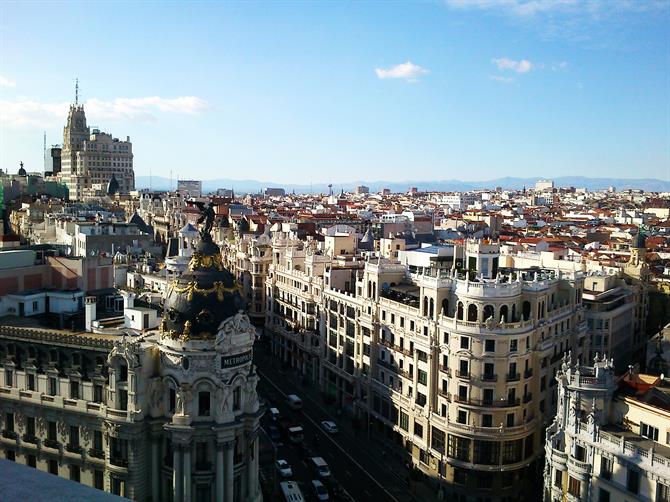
429,298,434,318
499,305,509,322
457,302,464,320
441,298,449,316
423,297,428,317
483,305,494,320
522,301,531,321
512,304,517,322
467,304,478,322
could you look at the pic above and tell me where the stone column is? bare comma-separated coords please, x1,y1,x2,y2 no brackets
216,445,225,502
246,438,255,498
173,446,183,502
151,439,160,502
225,441,234,502
183,446,192,502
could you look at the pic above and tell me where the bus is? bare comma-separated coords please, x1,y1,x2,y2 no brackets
280,481,305,502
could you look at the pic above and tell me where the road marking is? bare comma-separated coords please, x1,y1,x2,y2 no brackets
364,490,372,498
345,469,352,477
258,369,400,502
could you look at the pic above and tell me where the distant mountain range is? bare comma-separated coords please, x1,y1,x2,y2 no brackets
135,175,670,194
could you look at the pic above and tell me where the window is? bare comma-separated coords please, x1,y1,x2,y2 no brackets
599,488,610,502
414,421,423,439
600,457,613,480
70,465,80,482
5,450,14,461
460,336,470,350
233,387,241,410
70,426,80,448
70,380,80,400
568,476,580,497
5,370,13,387
415,392,426,407
399,411,409,431
447,435,471,462
507,413,514,427
198,391,211,416
94,470,104,490
657,483,670,502
474,440,500,465
26,416,35,437
418,370,427,385
118,389,128,411
431,427,446,454
49,377,57,396
510,339,518,352
457,410,467,424
554,469,562,487
48,459,58,475
94,384,103,403
27,455,36,468
5,413,14,432
169,388,176,412
94,430,103,451
627,469,640,494
482,414,493,427
47,421,57,441
641,422,659,441
27,374,35,391
485,339,495,352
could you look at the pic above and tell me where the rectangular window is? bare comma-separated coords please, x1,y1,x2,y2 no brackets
431,427,446,454
657,483,670,502
94,470,104,490
568,476,580,497
627,469,640,494
170,388,176,412
94,384,103,403
47,421,57,441
5,413,14,432
460,336,470,350
70,465,80,482
485,339,495,352
5,370,13,387
48,459,58,475
199,391,211,416
233,387,241,410
94,430,103,451
447,435,471,462
49,377,57,396
554,468,562,487
457,410,467,424
414,421,423,439
70,380,80,400
599,488,610,502
641,422,659,441
418,370,427,385
27,374,35,391
399,411,409,431
600,457,613,480
510,339,518,352
70,425,80,448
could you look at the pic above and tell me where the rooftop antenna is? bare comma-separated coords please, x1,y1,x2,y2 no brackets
43,131,47,173
75,78,79,105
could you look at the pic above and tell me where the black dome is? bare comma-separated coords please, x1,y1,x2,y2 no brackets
161,234,245,341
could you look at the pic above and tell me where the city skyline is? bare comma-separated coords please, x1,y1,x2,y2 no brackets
1,1,669,183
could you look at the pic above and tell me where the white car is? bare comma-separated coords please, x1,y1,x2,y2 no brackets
321,420,338,434
275,459,293,478
311,479,330,501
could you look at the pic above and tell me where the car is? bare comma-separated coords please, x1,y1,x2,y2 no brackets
268,425,281,442
275,459,293,478
310,479,329,501
321,420,338,434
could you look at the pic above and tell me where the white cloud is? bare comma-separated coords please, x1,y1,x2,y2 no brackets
375,62,429,81
446,0,580,17
0,75,16,87
0,96,208,129
489,75,515,84
552,61,569,71
492,57,533,73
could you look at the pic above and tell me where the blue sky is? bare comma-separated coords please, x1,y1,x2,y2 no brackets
1,0,668,184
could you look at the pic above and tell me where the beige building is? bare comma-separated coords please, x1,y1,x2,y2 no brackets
0,231,261,502
544,359,670,502
60,104,134,200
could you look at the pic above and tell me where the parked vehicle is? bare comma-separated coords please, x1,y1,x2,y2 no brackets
276,459,293,478
310,480,329,501
287,426,304,444
321,420,338,434
269,407,281,421
280,481,305,502
286,394,303,410
308,456,331,479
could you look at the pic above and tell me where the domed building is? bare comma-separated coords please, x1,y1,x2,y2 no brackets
0,215,262,502
157,225,262,502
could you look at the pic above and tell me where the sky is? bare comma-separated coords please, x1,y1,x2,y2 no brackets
0,0,669,184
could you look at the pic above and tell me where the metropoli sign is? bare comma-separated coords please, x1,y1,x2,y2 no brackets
221,350,253,368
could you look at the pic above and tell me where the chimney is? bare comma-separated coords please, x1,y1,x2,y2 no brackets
85,296,97,332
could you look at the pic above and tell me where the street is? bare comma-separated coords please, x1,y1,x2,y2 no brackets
254,342,434,502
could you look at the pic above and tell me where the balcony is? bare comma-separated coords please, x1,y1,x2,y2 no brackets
22,434,38,444
89,448,105,459
44,438,59,449
506,373,520,382
454,396,521,408
455,370,470,380
66,444,83,454
2,430,18,440
438,389,451,401
524,369,534,379
481,373,497,382
110,457,129,468
523,393,533,404
439,366,451,376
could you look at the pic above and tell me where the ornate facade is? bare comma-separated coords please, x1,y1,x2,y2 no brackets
0,224,262,501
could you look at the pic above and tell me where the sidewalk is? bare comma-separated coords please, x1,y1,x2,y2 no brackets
255,346,441,501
